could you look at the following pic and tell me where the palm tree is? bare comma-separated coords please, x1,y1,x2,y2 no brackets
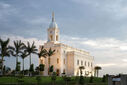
20,50,28,75
79,66,85,76
47,48,55,76
9,40,24,71
0,38,10,74
94,66,102,77
38,46,47,58
24,41,37,70
38,46,47,75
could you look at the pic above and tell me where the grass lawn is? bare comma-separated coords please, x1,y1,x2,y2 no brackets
0,76,108,85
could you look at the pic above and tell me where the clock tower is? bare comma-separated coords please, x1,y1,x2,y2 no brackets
47,12,59,43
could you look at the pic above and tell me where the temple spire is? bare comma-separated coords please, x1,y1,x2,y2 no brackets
52,12,55,22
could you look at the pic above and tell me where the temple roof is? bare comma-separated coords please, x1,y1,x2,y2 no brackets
49,12,58,29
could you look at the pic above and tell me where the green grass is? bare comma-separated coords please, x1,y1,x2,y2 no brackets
0,76,107,85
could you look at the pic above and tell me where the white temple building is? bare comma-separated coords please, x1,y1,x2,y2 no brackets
39,12,94,76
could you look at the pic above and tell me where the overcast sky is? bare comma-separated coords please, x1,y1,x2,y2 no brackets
1,0,127,76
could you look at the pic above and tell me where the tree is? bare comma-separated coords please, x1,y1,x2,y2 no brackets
51,72,57,85
29,64,34,76
79,76,84,85
9,40,24,71
38,46,47,75
102,75,106,82
79,66,85,76
20,50,28,75
38,46,47,58
16,62,21,73
24,41,37,75
89,76,94,83
63,75,71,85
39,64,45,75
47,48,55,76
94,66,102,77
0,38,10,75
49,65,54,75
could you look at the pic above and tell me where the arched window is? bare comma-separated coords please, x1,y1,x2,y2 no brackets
85,61,86,66
91,63,93,67
50,35,53,41
56,35,58,41
64,59,65,64
57,58,59,64
77,60,79,65
81,60,83,65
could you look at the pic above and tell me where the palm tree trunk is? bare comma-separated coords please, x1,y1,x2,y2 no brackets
1,55,4,75
48,57,50,76
29,54,31,76
30,54,31,67
23,59,24,75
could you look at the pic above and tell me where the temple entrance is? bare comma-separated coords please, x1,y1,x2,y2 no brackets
56,69,60,76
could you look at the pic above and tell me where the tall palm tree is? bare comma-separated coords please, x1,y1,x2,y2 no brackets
24,41,37,69
38,46,47,75
94,66,102,77
0,38,10,74
47,48,55,76
20,50,28,75
9,40,24,71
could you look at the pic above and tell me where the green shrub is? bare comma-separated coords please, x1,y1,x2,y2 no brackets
39,64,45,71
79,76,85,85
89,76,94,83
36,76,42,84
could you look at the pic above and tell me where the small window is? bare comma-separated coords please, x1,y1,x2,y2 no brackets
81,61,83,65
91,63,92,67
56,35,58,41
77,60,79,65
85,61,86,66
88,62,89,67
64,59,65,64
50,35,53,41
57,58,59,64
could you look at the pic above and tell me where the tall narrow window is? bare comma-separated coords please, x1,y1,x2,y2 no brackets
50,35,53,41
85,61,86,66
57,58,59,64
77,60,79,65
64,59,65,64
91,63,93,67
88,62,89,67
56,35,58,41
48,58,50,64
81,61,83,65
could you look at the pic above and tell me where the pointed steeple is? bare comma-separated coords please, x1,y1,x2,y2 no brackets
49,12,58,29
52,12,55,22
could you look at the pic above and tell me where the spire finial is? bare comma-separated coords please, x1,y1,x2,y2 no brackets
52,11,55,22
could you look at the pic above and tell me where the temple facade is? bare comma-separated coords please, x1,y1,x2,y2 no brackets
39,13,94,76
